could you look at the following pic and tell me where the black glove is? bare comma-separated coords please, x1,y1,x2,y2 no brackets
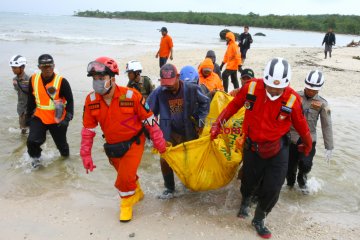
58,113,73,127
219,62,225,71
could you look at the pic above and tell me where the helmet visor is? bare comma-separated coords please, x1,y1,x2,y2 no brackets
87,61,108,76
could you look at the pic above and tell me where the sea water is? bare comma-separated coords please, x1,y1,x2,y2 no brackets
0,12,359,219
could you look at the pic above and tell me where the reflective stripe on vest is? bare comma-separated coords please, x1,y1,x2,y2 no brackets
285,94,296,108
248,81,257,95
34,73,62,110
118,190,135,197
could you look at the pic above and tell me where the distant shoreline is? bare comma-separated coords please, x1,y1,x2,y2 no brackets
74,11,360,36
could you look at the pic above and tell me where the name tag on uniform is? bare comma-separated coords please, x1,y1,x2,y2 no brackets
119,100,134,107
88,103,100,110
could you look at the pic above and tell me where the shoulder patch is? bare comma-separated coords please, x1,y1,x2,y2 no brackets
126,89,133,99
90,91,96,101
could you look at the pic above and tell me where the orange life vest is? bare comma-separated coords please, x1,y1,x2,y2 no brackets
32,73,66,124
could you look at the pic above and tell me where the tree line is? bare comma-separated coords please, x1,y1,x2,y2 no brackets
74,11,360,35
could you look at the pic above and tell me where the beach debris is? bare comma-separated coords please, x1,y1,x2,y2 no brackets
353,56,360,60
129,233,135,238
219,29,240,41
347,40,360,47
254,32,266,36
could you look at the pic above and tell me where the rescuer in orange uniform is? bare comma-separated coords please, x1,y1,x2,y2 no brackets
198,58,224,92
220,31,242,92
211,58,312,239
80,57,166,223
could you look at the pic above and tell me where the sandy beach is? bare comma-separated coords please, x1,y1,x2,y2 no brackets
1,45,359,240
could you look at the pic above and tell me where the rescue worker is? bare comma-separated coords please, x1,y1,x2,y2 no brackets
199,58,224,93
147,64,210,199
156,27,173,68
220,31,242,92
210,58,312,239
80,57,166,223
126,60,155,99
287,70,334,193
205,50,221,78
9,55,30,134
26,54,74,168
180,65,210,97
229,68,256,97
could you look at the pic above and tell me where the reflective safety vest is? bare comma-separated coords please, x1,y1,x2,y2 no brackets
32,73,66,124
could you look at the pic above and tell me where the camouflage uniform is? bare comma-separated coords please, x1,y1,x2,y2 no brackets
13,73,30,131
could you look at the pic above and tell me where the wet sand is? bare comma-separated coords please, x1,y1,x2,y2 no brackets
1,46,360,240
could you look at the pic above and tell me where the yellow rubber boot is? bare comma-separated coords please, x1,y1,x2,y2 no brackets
119,196,133,222
119,182,144,222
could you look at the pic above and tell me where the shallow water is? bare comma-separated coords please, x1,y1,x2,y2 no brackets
0,12,360,220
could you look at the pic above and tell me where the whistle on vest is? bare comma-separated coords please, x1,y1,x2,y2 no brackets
54,99,64,123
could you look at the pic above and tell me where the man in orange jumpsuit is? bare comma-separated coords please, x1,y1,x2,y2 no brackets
211,58,312,239
220,31,242,92
80,57,166,223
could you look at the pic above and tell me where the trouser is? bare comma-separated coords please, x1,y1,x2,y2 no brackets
240,136,289,214
160,132,186,191
241,48,248,61
27,116,69,158
324,44,332,58
286,141,317,186
109,135,145,198
159,57,168,68
222,69,239,92
19,112,27,130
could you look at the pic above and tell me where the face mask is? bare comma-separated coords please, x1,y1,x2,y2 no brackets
266,90,282,101
93,79,111,95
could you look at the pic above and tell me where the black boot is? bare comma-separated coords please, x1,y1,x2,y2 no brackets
324,52,327,59
252,205,272,239
297,172,309,194
237,197,251,218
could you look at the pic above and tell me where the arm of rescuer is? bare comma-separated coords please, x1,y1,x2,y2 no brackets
80,94,97,173
291,95,313,156
320,101,334,162
210,83,248,140
57,78,74,127
25,76,36,123
136,93,166,153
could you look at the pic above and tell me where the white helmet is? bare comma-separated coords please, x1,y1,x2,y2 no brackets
126,60,142,73
9,55,27,67
263,57,291,88
305,70,324,90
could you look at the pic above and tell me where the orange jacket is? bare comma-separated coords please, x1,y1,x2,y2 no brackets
198,58,224,91
31,73,66,124
159,34,173,58
82,85,153,144
222,32,242,70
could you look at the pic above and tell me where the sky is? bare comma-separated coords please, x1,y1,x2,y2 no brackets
1,0,360,16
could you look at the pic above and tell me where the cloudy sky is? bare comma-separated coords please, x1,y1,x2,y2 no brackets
2,0,359,15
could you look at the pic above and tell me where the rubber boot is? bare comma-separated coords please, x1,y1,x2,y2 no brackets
119,181,144,222
237,197,251,218
251,205,272,239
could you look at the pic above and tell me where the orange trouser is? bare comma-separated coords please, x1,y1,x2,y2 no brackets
109,135,145,198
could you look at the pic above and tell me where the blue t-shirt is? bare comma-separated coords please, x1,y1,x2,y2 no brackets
164,81,185,134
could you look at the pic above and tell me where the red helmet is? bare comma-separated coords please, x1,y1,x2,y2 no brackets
87,57,119,76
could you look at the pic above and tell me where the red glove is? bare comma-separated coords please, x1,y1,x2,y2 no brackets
80,127,96,173
146,124,166,154
298,132,313,156
210,107,235,141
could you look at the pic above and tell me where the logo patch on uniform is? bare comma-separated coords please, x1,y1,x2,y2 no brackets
88,103,100,110
273,80,281,85
244,101,251,109
119,100,134,107
278,114,287,120
310,100,322,111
